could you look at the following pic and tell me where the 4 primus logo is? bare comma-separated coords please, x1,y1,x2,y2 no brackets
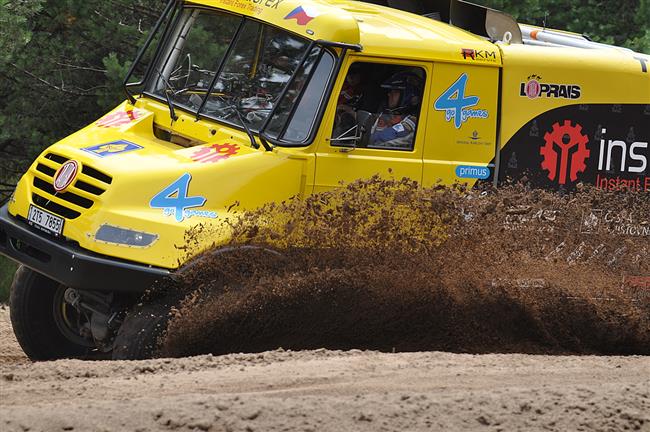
520,75,581,100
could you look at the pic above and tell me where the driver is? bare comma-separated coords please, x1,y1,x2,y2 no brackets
370,70,423,149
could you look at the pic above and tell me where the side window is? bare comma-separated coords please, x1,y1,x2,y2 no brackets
331,62,425,151
265,48,335,143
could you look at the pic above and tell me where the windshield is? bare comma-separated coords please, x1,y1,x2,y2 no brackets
143,7,335,144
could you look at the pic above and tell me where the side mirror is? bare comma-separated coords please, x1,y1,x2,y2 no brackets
356,110,372,129
356,110,374,148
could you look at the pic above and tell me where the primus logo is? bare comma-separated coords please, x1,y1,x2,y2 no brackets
520,75,581,100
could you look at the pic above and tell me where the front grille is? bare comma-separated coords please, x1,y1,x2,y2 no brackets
33,193,81,219
45,153,68,164
33,177,94,208
82,165,112,185
36,163,56,177
75,179,105,195
29,152,113,220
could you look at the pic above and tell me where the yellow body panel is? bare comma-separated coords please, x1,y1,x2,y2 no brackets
422,62,500,186
7,0,649,274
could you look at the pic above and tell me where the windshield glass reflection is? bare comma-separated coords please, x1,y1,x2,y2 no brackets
147,9,314,133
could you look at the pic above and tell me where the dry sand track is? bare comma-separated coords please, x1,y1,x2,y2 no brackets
1,308,649,432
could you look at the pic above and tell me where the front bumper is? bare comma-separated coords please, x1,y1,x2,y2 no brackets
0,204,169,292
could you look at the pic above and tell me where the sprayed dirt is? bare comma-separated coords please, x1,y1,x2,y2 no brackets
162,180,650,357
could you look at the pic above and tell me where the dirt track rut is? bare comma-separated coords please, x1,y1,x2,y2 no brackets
1,308,649,432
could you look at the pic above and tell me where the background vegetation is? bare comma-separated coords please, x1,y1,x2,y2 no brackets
1,0,649,301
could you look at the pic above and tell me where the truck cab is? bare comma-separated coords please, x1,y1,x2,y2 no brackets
0,0,648,360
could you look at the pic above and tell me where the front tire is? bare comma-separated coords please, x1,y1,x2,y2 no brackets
10,266,95,361
111,285,182,360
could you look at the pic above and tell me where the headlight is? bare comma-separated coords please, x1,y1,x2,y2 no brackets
95,224,158,248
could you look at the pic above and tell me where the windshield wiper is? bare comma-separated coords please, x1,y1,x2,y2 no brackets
153,67,178,122
227,106,274,151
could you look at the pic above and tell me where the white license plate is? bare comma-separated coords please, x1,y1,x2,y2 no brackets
28,205,64,236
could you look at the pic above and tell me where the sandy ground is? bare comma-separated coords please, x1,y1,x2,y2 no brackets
0,307,649,432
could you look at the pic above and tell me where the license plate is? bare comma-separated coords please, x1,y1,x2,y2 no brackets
28,205,64,236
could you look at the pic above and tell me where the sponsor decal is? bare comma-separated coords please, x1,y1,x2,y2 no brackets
190,143,240,163
595,128,649,191
82,140,143,157
213,0,284,15
150,173,217,222
53,160,79,192
581,209,649,237
540,120,590,185
580,208,602,234
284,5,320,25
520,75,581,100
501,105,648,192
250,0,285,8
456,165,490,179
544,240,639,267
434,73,489,129
96,109,145,128
461,48,498,63
456,130,492,146
634,56,648,73
502,207,560,233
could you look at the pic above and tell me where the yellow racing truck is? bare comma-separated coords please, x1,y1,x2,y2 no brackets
0,0,648,360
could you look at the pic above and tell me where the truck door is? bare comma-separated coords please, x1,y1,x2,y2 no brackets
313,58,431,192
423,62,500,187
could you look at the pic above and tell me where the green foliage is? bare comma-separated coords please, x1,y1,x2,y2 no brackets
0,0,164,198
0,256,17,303
100,53,133,108
0,0,45,66
478,0,650,53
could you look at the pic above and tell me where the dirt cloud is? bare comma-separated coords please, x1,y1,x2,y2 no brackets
160,179,650,357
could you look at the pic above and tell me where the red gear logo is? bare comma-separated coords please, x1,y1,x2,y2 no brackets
191,143,240,163
540,120,590,185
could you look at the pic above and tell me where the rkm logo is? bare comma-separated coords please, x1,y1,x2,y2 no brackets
461,48,497,61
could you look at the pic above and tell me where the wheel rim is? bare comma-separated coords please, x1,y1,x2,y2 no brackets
52,286,95,348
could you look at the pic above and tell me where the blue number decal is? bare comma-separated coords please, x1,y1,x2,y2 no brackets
434,73,481,129
150,173,206,222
